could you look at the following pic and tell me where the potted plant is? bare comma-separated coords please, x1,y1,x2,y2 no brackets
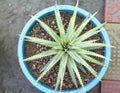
18,1,113,93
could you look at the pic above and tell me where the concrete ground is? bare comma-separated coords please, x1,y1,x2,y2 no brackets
0,0,104,93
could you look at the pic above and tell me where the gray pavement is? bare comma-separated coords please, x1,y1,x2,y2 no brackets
0,0,104,93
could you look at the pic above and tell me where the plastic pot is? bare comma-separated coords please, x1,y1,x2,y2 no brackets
18,5,111,93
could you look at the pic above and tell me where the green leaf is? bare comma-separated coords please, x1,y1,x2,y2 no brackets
53,45,63,50
82,39,99,43
68,51,100,81
40,58,53,73
72,11,98,40
66,0,79,42
77,49,111,61
55,4,65,42
68,25,78,42
25,36,59,47
24,49,57,61
76,63,87,74
70,39,100,49
71,23,105,44
74,30,101,44
68,57,86,93
67,57,78,88
81,54,104,66
80,43,114,48
71,42,113,50
37,51,64,82
83,46,102,50
55,54,68,91
31,16,61,43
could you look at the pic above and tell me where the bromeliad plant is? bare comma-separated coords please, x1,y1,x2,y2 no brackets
24,1,113,93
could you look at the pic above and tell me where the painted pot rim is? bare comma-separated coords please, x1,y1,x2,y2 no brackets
18,5,111,93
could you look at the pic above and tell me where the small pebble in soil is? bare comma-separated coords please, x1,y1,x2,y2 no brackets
51,21,55,24
48,79,51,83
41,33,45,36
43,62,46,65
84,27,87,30
32,64,36,70
53,73,57,77
84,79,89,82
36,51,40,54
37,65,43,70
49,75,52,78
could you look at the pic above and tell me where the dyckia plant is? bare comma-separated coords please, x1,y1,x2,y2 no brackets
24,1,113,93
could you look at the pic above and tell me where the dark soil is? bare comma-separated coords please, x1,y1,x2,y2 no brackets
24,12,104,90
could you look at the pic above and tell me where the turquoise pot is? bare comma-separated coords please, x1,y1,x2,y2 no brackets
18,5,111,93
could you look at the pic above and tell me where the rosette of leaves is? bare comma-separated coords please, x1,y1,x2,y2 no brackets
24,1,113,92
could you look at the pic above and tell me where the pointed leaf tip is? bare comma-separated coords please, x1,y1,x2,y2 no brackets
96,76,101,81
76,0,79,6
103,22,107,25
94,11,98,15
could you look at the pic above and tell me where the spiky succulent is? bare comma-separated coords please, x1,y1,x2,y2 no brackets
24,1,113,93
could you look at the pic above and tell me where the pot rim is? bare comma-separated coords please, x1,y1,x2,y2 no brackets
18,5,111,93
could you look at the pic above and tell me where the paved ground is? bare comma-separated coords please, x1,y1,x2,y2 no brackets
101,80,120,93
105,0,120,23
0,0,104,93
102,0,120,92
